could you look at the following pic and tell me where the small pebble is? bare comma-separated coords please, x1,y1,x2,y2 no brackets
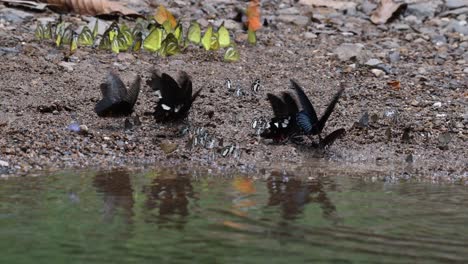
78,125,88,135
371,69,385,77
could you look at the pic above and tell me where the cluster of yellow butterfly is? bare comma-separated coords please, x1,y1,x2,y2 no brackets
35,11,257,62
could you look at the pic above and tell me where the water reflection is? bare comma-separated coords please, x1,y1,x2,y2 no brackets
2,169,468,263
93,170,135,225
142,170,195,229
267,175,339,223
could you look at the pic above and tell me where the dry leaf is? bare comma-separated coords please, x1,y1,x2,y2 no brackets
299,0,357,10
246,0,261,31
1,0,48,11
387,80,401,90
370,0,407,24
41,0,140,17
154,5,176,29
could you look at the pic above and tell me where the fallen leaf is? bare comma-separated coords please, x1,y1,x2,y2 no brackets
370,0,407,24
2,0,48,11
41,0,140,17
387,80,401,90
299,0,357,10
154,5,177,29
246,0,261,31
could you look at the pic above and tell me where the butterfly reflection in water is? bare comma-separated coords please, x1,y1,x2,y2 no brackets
146,70,202,123
94,71,141,118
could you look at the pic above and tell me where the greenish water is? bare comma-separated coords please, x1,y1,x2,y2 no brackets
1,169,468,263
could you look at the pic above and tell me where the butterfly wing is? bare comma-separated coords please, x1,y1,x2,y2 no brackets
201,25,212,51
282,92,299,115
223,46,239,62
95,72,127,117
187,21,201,44
124,75,141,108
95,83,115,116
147,70,164,92
320,128,346,148
316,87,344,134
267,93,287,117
143,27,163,52
159,73,181,109
296,110,313,134
218,22,231,48
290,79,318,124
177,71,192,104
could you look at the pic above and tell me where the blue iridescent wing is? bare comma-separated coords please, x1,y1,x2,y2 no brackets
296,110,313,134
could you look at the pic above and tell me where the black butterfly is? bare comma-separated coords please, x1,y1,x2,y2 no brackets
147,70,202,122
291,80,344,139
95,71,141,117
319,128,346,148
260,92,300,142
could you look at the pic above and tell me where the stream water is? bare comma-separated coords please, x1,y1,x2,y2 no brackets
1,167,468,263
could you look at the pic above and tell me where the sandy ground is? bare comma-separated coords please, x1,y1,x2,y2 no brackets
0,0,466,181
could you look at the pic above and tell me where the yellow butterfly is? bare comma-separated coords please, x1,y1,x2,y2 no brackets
60,27,73,46
78,26,94,46
43,23,52,40
154,5,177,29
92,19,99,38
201,25,213,51
210,31,219,51
132,23,143,39
162,20,173,34
35,22,44,40
54,22,66,47
108,25,118,42
160,33,180,57
111,36,120,54
217,22,230,48
224,46,240,62
118,26,133,50
98,34,111,50
173,23,183,43
248,28,257,45
69,32,78,55
143,27,163,52
132,31,142,52
187,21,201,45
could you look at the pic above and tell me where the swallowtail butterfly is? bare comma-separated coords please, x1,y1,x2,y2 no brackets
95,71,141,118
147,70,202,122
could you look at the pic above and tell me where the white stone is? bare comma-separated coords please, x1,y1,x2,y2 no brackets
371,69,385,77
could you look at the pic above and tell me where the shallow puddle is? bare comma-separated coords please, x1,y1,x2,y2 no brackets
1,168,468,263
